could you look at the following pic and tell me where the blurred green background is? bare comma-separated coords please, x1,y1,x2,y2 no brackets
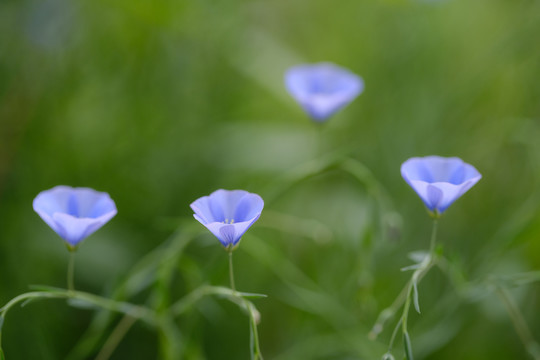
1,0,540,358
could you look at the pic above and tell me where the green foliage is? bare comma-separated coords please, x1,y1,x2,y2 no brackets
1,0,540,359
404,332,414,360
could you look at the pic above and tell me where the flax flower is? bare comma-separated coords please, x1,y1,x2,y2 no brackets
401,156,481,215
33,186,117,249
190,189,264,248
285,62,364,122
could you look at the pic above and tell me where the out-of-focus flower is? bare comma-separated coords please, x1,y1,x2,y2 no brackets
33,186,117,249
190,189,264,249
401,156,481,216
285,62,364,122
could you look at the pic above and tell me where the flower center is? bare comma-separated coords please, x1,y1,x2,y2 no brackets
222,218,235,224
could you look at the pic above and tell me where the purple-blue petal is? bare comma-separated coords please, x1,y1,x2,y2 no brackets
52,212,114,246
33,185,117,247
208,189,248,221
190,189,264,247
426,185,443,211
234,193,264,222
285,62,364,121
191,189,256,223
401,156,481,214
197,221,228,246
219,225,237,246
231,215,262,245
190,198,215,224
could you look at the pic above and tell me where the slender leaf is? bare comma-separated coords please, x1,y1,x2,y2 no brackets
67,298,100,310
401,264,422,272
20,298,40,308
412,281,421,314
28,285,65,293
403,332,414,360
408,251,428,263
238,292,268,299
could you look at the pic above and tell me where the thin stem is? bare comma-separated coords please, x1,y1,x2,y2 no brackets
157,315,182,360
226,250,263,359
170,286,217,316
429,218,438,256
95,315,137,360
495,285,540,360
380,218,439,356
401,220,439,338
228,250,236,292
0,290,156,325
171,286,212,316
401,284,413,333
0,289,157,359
246,301,263,360
369,282,410,340
387,317,402,352
68,250,76,292
1,291,66,317
171,285,266,316
171,285,266,359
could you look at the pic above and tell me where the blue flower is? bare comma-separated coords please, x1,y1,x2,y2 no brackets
33,186,117,248
401,156,482,215
190,189,264,248
285,62,364,122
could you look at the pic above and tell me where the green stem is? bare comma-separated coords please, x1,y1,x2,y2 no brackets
429,218,438,257
0,289,156,326
158,315,182,360
1,291,67,317
246,300,263,360
0,321,4,355
495,285,540,360
401,284,413,334
387,317,402,352
369,282,410,340
171,285,266,317
0,289,153,356
402,220,438,336
229,250,236,292
170,286,212,316
171,285,266,359
381,218,439,356
95,315,137,360
68,250,76,292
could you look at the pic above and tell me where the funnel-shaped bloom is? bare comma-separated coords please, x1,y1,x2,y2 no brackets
33,186,117,248
190,189,264,248
285,62,364,122
401,156,481,215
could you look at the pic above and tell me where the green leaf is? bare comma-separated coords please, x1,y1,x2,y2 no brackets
400,264,421,272
205,286,267,300
0,347,5,360
412,281,420,314
67,298,100,310
28,285,65,293
19,299,32,308
403,332,414,360
238,292,268,299
408,251,428,263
